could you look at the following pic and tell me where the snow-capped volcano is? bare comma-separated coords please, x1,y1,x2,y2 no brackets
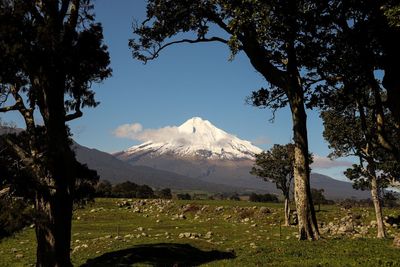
118,117,262,160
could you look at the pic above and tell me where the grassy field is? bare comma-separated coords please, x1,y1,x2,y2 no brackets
1,198,400,266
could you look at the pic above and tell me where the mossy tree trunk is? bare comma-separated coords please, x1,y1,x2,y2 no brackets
288,81,319,240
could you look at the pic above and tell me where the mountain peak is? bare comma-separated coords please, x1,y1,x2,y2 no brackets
120,117,263,160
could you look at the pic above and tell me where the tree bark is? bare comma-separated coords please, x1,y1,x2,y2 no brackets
288,85,320,240
35,191,73,267
34,79,76,267
284,196,290,226
370,173,386,239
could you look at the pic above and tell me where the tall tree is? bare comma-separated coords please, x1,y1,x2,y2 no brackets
251,144,295,226
321,88,399,238
0,1,111,266
315,0,400,162
130,0,328,240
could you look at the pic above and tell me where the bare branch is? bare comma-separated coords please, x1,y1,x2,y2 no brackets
0,86,27,113
0,103,20,113
143,37,229,62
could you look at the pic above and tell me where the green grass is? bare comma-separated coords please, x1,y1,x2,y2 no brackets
1,198,400,266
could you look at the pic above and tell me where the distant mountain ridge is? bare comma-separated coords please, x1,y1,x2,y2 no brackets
0,125,370,199
112,117,369,199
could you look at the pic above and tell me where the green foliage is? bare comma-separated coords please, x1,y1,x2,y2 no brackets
382,192,399,208
249,193,279,203
251,143,312,200
108,181,155,199
111,181,139,198
130,0,332,111
157,188,172,199
0,0,112,115
229,192,240,201
135,184,155,199
176,193,192,200
384,3,400,27
95,180,112,197
0,197,33,239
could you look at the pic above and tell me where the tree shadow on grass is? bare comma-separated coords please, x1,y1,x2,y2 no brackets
80,243,236,267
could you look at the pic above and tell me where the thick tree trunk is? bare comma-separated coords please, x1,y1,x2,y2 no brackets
289,86,319,240
34,83,76,267
370,175,386,238
35,191,74,267
284,196,290,226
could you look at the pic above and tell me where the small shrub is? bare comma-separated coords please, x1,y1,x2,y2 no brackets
157,188,172,199
249,193,279,203
176,193,191,200
239,209,255,219
0,197,34,239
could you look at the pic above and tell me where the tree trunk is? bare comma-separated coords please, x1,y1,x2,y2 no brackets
34,82,76,266
284,196,290,226
288,85,320,240
35,191,74,267
370,174,386,238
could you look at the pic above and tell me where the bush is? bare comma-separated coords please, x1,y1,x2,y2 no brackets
339,198,373,208
157,188,172,199
176,193,191,200
135,185,155,199
0,197,33,239
229,193,240,201
249,193,279,203
95,180,112,197
111,181,139,198
383,192,399,208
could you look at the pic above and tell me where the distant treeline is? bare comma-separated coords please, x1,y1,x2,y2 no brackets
95,180,172,199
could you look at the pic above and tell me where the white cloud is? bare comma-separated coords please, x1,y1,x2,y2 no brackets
311,155,353,169
113,123,143,139
252,136,271,146
113,122,188,144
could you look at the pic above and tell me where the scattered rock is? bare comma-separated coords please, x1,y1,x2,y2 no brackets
215,206,224,212
204,231,213,239
393,235,400,248
259,207,271,214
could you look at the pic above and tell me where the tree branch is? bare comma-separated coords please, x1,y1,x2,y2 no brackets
60,0,71,18
144,37,229,62
68,0,80,30
4,138,33,166
0,86,27,113
0,187,10,197
65,98,83,121
65,109,83,122
0,103,21,113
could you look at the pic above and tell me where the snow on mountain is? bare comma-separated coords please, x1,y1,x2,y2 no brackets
120,117,263,160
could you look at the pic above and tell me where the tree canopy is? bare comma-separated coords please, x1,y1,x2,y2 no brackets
0,1,111,265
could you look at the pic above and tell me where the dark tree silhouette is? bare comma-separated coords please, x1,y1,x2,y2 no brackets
0,1,111,265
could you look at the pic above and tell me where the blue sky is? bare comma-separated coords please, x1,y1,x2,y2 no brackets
1,0,353,180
